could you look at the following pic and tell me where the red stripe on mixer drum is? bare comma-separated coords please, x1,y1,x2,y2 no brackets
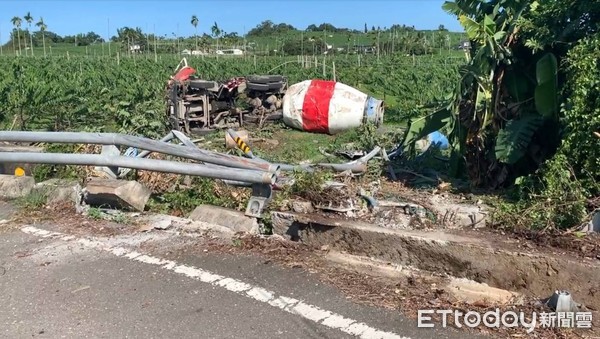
301,80,336,134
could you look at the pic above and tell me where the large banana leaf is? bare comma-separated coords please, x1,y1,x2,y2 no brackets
535,53,558,118
495,113,545,164
504,70,531,102
459,15,481,40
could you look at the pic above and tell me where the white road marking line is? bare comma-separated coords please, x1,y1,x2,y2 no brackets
21,226,410,339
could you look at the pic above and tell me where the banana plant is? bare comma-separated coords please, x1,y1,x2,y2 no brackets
402,0,560,187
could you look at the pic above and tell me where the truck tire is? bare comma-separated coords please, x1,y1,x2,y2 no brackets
189,80,215,89
268,81,285,90
246,82,270,91
247,75,284,84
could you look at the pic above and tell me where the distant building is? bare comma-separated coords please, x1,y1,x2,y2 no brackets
458,40,471,50
129,44,142,53
216,48,244,56
353,44,376,54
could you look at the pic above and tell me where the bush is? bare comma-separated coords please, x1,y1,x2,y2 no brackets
493,154,588,230
492,35,600,230
556,34,600,195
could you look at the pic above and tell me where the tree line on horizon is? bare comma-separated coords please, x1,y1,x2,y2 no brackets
3,13,464,57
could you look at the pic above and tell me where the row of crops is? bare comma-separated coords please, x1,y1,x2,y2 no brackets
0,55,464,137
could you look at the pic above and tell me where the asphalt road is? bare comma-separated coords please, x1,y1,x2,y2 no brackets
0,220,485,339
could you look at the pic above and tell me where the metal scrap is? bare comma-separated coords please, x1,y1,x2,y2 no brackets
336,149,365,160
377,200,428,217
314,200,357,213
358,188,378,211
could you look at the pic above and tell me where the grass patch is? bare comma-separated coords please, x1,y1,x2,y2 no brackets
147,177,244,217
16,190,47,210
87,207,103,220
488,154,589,231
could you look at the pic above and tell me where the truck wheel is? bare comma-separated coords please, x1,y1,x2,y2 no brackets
246,82,270,91
247,75,284,84
189,80,215,89
268,81,285,90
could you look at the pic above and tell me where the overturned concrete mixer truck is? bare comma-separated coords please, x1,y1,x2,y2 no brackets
165,58,385,135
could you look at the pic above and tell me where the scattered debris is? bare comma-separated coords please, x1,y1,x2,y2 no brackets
324,251,523,306
336,149,365,160
445,278,523,306
225,129,250,150
376,200,427,217
584,210,600,233
189,204,259,234
543,290,581,312
316,146,381,174
358,188,378,211
150,217,172,231
290,200,314,214
428,195,488,228
134,213,235,237
226,129,255,159
314,200,357,213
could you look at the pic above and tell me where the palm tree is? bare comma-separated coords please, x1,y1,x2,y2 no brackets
36,17,47,57
191,15,199,52
10,16,22,56
211,21,221,54
24,12,34,56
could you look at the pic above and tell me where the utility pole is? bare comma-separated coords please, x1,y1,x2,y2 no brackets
301,30,304,56
107,18,111,56
154,24,157,62
377,29,380,62
146,23,149,58
323,28,326,54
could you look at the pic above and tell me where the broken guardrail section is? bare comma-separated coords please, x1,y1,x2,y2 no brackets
0,128,387,218
0,130,276,218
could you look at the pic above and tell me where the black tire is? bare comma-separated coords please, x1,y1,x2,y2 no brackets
247,75,284,84
246,82,270,91
267,81,285,90
189,80,216,89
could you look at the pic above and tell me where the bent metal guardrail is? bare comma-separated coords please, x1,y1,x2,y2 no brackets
0,131,280,174
0,152,275,185
0,130,275,218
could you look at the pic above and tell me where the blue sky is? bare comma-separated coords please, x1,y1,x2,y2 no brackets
0,0,461,44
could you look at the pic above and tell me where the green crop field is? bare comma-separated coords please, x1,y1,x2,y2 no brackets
0,54,465,136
